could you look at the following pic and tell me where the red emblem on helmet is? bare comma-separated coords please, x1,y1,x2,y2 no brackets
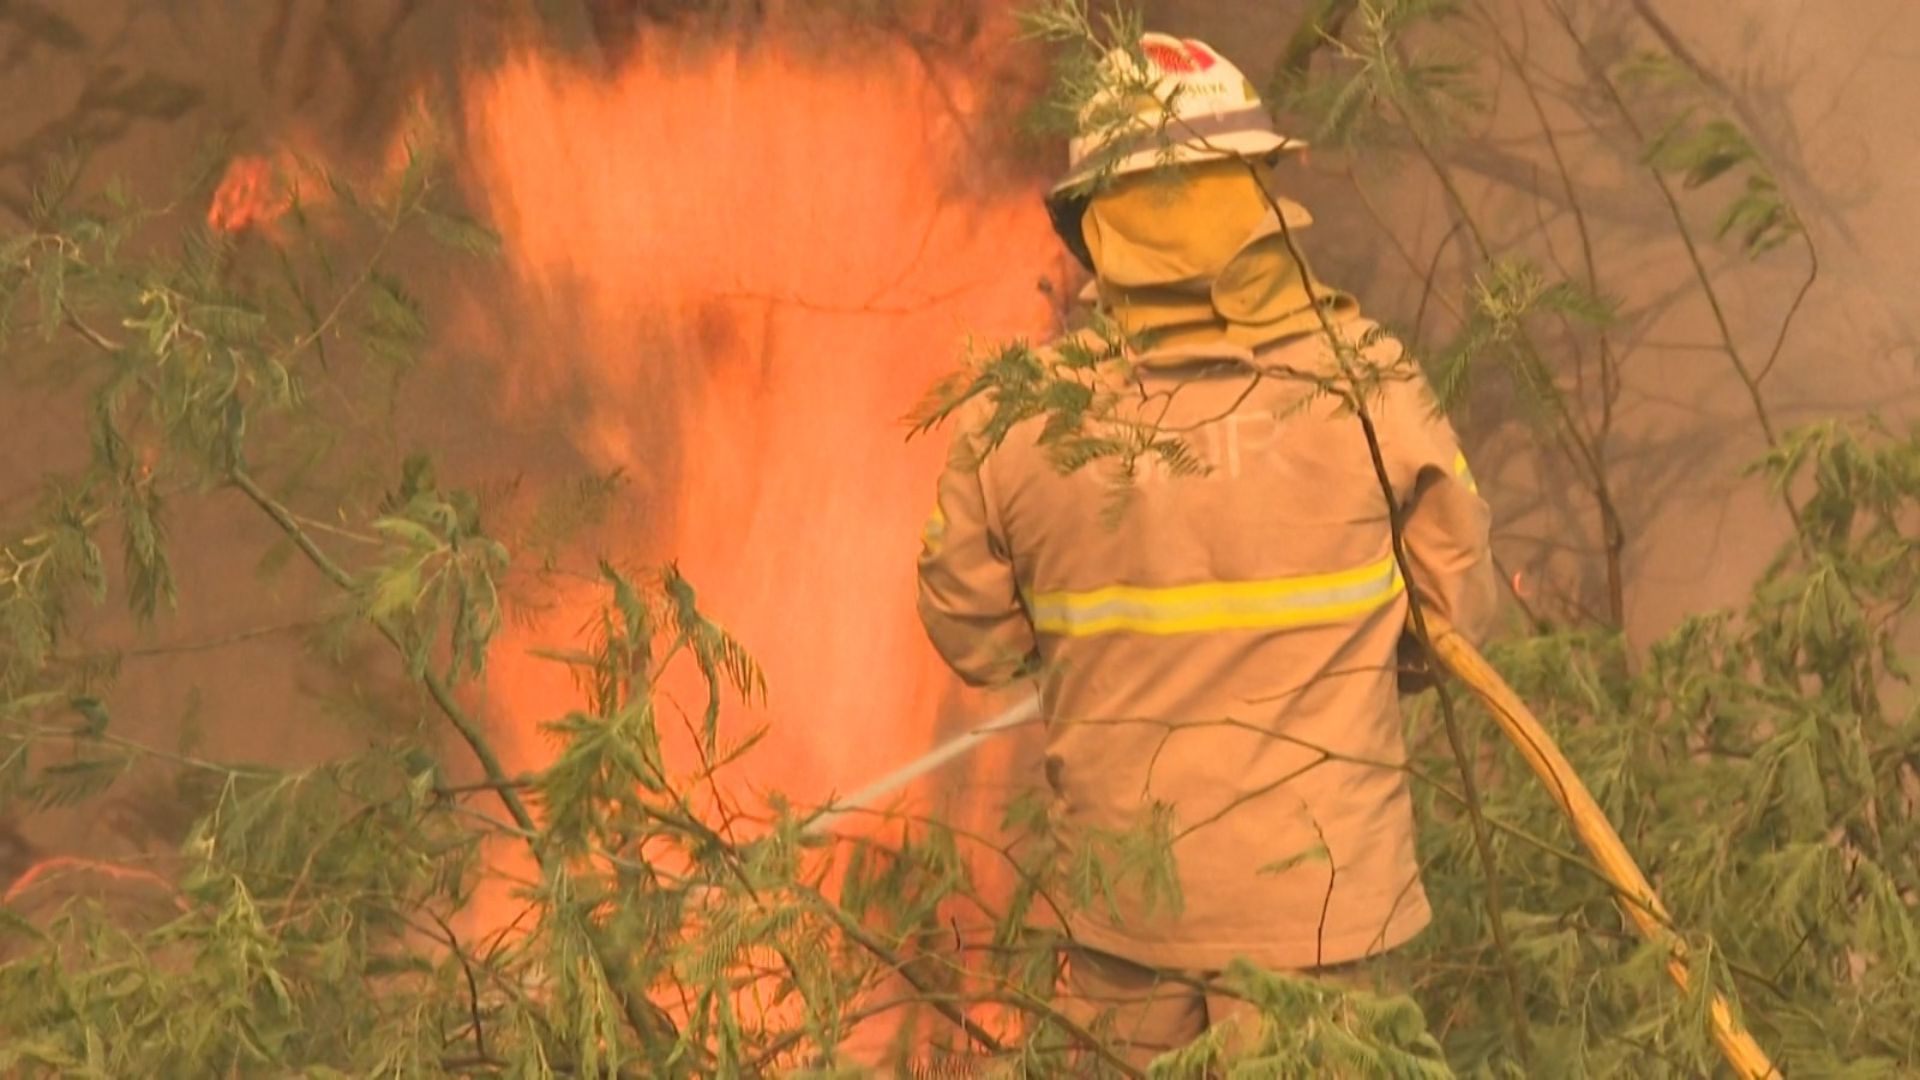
1142,38,1218,74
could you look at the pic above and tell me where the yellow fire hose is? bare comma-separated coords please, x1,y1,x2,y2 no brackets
1428,620,1780,1079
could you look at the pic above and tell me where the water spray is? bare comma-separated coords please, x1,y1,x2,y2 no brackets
803,695,1042,836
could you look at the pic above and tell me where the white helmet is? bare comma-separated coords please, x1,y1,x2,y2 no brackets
1049,32,1306,202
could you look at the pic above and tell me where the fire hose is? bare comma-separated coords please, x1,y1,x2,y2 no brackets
806,626,1779,1078
1425,621,1778,1079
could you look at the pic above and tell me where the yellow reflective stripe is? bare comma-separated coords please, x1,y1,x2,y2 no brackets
1452,450,1479,495
1029,555,1404,637
920,502,947,553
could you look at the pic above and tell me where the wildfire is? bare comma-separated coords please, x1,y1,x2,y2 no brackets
463,27,1059,829
207,155,294,236
447,23,1063,1057
206,119,414,238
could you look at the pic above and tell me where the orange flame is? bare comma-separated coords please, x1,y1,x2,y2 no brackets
207,155,293,235
464,30,1059,813
451,26,1060,1056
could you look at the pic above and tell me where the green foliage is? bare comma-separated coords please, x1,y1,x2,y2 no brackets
1429,257,1615,418
1623,53,1802,259
910,318,1223,526
1193,963,1454,1079
1016,1,1201,199
1017,1,1150,137
1278,0,1481,151
364,465,511,682
1064,802,1183,923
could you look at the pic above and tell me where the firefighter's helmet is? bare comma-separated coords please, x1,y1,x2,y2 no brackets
1046,33,1305,267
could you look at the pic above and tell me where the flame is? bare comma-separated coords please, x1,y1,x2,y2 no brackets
449,24,1062,1057
463,28,1058,809
205,143,353,239
207,155,289,234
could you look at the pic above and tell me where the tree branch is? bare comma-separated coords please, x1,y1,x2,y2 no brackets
225,463,706,1072
1543,0,1807,549
1276,0,1361,91
800,885,1145,1080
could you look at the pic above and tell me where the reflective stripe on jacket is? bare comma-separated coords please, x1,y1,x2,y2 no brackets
1026,555,1404,638
915,319,1498,972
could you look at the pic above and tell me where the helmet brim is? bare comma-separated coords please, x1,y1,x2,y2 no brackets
1048,129,1308,201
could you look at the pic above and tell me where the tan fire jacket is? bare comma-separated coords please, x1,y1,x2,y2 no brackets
916,319,1497,972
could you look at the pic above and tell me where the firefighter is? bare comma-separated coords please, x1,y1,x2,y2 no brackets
914,31,1498,1069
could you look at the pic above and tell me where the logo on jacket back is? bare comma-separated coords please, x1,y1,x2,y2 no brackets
1134,411,1292,486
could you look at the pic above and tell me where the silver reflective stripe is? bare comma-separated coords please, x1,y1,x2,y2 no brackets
1099,104,1293,160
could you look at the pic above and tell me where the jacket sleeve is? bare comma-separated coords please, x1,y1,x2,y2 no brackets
914,414,1039,687
1382,367,1499,648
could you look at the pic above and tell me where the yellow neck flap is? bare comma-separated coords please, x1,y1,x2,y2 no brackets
1080,161,1359,359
